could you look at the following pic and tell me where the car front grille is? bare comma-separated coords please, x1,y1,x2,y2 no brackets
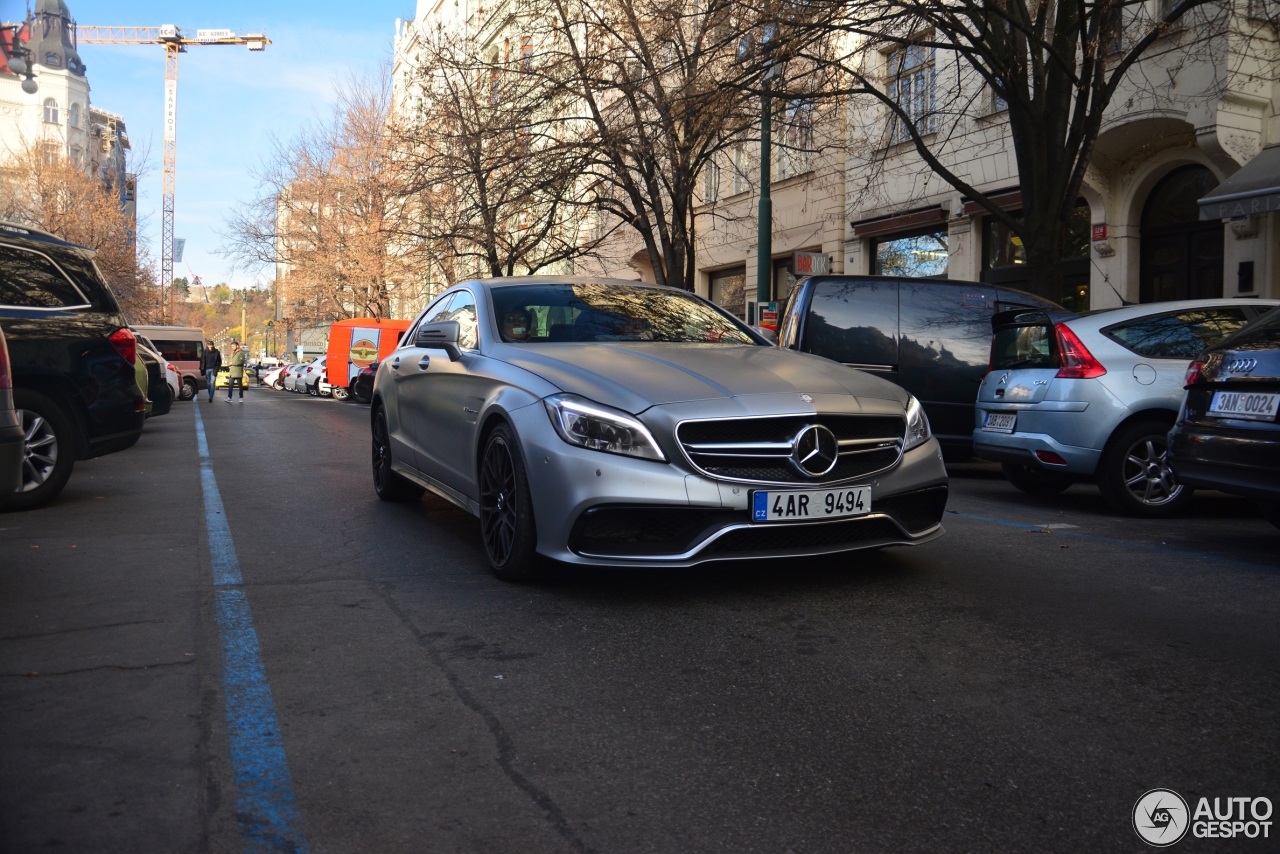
701,515,901,556
676,414,905,484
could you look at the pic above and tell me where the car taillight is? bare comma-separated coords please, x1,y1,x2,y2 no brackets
306,367,313,373
109,327,137,365
0,330,11,390
1054,324,1105,379
1184,359,1205,387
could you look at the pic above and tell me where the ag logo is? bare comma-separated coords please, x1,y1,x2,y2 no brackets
1133,789,1190,847
350,339,378,366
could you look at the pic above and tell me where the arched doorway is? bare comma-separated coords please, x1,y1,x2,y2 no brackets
1140,165,1223,303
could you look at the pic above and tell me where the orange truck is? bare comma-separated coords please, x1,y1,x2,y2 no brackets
326,318,412,401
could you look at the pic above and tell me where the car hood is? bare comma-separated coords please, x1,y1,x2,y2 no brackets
492,342,906,413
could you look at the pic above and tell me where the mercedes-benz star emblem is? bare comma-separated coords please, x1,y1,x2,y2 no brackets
791,424,839,477
800,393,814,403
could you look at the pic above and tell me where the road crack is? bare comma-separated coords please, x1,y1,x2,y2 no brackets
4,659,197,678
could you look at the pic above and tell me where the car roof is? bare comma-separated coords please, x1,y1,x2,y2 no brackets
0,221,93,253
1065,298,1280,329
459,275,677,291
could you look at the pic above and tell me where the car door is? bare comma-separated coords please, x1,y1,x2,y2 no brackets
898,281,1001,443
393,293,457,473
415,290,487,496
799,277,900,385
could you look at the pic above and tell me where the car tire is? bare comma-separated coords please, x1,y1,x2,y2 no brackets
308,382,318,397
371,407,424,503
272,380,283,390
1098,420,1193,518
479,424,541,582
332,387,349,401
0,389,76,512
1258,502,1280,531
180,379,196,401
1001,463,1073,496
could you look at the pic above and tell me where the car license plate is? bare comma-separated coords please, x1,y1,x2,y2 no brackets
982,412,1017,433
751,487,871,522
1208,390,1280,421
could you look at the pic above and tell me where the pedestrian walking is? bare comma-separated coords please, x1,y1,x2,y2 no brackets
226,341,246,402
201,340,222,402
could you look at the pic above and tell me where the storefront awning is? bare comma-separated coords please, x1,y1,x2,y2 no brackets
1199,143,1280,220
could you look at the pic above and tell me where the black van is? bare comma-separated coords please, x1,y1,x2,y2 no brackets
776,276,1059,456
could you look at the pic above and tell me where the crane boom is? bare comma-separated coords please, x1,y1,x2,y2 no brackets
74,25,269,324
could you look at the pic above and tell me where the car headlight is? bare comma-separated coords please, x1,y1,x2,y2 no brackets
904,395,931,451
544,394,667,462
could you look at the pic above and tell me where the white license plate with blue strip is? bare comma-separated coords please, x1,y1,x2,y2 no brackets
751,487,872,522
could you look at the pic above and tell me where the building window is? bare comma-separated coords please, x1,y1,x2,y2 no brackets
983,201,1090,269
776,99,814,181
871,229,949,277
709,266,746,317
703,159,721,203
732,138,748,195
43,98,59,124
68,102,80,128
521,36,533,74
886,43,935,145
989,85,1007,115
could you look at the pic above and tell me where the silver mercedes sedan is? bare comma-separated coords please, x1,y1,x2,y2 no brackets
370,277,949,580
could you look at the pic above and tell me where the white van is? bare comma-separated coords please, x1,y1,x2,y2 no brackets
133,326,205,400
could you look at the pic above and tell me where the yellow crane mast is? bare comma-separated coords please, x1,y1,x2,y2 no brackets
76,26,271,324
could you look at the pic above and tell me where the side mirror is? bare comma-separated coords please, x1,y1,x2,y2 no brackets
417,320,462,361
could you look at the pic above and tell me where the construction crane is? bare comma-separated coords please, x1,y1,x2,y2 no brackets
75,26,270,324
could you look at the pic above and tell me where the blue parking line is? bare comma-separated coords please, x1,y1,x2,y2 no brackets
194,405,310,853
946,510,1278,572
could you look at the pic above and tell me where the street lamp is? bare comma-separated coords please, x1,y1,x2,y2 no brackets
1,20,38,93
738,22,785,308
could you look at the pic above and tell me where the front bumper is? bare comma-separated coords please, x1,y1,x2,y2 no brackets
513,402,949,567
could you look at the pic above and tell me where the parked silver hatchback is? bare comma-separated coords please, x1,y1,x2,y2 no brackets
973,299,1277,516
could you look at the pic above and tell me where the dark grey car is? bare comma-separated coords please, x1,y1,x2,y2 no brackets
370,277,950,581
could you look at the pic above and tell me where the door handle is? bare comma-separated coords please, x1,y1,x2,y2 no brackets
391,356,400,370
418,355,431,370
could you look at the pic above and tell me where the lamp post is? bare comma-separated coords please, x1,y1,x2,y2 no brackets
1,20,39,93
740,24,784,309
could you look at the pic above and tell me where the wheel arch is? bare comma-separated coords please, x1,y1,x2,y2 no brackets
13,376,92,458
1094,407,1179,475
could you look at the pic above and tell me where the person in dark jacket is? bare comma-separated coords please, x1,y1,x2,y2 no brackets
201,340,222,402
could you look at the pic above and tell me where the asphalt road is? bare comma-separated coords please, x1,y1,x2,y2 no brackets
2,388,1278,853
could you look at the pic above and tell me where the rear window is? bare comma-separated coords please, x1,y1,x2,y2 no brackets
0,243,90,308
991,321,1059,370
152,339,203,362
1103,308,1249,359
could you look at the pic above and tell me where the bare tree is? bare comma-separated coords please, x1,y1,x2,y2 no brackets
782,0,1272,302
222,75,432,323
394,28,603,280
0,142,159,321
536,0,761,290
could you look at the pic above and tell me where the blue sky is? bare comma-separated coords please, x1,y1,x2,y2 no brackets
2,0,414,288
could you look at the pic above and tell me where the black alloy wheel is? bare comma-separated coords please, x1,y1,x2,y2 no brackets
478,424,540,581
1,390,76,512
371,407,424,502
1098,420,1193,518
1001,462,1073,496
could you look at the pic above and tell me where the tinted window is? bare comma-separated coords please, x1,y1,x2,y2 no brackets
152,339,202,362
801,279,898,366
448,291,480,349
53,252,118,312
1104,308,1249,359
899,282,995,370
0,244,89,308
991,319,1059,370
489,284,756,345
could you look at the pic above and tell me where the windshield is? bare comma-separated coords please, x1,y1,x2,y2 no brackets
991,322,1059,371
489,283,757,345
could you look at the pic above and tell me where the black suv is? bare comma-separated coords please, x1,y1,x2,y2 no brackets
0,223,145,511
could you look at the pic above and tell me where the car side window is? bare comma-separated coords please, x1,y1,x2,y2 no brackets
1104,308,1250,359
801,279,899,367
448,291,479,350
0,244,91,309
404,294,455,346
